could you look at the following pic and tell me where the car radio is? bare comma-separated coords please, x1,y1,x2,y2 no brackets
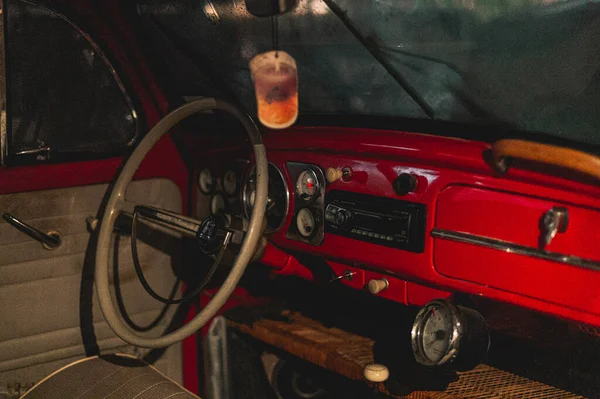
325,190,426,252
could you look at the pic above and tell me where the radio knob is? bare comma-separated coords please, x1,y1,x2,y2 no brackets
367,278,389,295
393,173,418,196
336,209,351,226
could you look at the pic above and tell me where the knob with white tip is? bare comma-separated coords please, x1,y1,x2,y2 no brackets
364,363,389,383
326,167,344,183
367,278,389,295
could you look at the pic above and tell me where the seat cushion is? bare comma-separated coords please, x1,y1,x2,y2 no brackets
21,354,199,399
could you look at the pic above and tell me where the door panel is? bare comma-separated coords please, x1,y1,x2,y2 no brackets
0,178,183,388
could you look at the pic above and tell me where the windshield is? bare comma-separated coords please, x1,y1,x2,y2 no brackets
136,0,600,146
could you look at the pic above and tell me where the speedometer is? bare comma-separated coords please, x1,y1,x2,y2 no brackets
296,169,319,201
411,299,489,368
243,163,289,233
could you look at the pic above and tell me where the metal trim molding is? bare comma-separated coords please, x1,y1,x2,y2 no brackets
431,228,600,272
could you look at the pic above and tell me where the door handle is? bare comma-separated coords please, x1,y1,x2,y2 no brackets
2,213,61,249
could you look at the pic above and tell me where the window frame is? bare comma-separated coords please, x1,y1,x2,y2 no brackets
0,0,142,166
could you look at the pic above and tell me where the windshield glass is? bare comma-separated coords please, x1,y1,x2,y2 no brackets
136,0,600,145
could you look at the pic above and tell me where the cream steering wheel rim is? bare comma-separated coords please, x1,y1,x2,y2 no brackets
95,98,269,348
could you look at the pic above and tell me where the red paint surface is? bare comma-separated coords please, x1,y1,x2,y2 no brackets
365,271,408,304
436,185,600,261
199,126,600,328
261,243,314,281
328,262,366,290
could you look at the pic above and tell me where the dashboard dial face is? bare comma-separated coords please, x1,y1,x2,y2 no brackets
296,208,316,238
296,169,319,201
222,169,238,196
411,300,460,366
211,193,226,215
198,168,216,194
243,163,289,233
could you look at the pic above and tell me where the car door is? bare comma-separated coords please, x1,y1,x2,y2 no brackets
0,1,189,396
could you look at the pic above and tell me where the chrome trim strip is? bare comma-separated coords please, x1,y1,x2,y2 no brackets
242,162,290,234
431,228,600,272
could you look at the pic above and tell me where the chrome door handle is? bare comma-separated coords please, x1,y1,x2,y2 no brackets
2,213,61,249
541,207,568,247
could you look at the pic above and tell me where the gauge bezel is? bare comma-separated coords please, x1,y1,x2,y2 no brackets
411,299,463,367
221,168,239,196
295,207,318,239
242,162,290,233
295,169,320,202
210,193,226,215
197,167,216,195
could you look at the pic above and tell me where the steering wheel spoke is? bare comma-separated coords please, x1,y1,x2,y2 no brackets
134,205,201,238
96,98,268,348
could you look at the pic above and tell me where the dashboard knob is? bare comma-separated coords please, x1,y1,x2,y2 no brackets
335,209,350,226
393,173,418,195
367,278,389,295
326,167,344,183
364,363,389,383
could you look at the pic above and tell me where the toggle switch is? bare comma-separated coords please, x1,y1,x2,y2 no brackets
326,167,353,183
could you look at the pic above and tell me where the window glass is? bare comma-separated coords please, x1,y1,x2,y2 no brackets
6,0,138,161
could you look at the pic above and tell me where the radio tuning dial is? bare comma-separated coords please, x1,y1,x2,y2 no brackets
336,209,351,226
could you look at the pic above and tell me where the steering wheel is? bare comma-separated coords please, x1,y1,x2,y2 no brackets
95,98,268,348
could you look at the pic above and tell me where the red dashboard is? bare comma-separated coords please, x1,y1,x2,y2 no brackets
195,126,600,329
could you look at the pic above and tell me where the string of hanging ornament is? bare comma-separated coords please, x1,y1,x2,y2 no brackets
271,15,279,58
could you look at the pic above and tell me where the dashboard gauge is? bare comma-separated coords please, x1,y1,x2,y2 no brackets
222,169,238,196
296,208,316,238
210,193,226,215
411,299,489,368
243,163,289,233
296,169,319,201
198,168,216,194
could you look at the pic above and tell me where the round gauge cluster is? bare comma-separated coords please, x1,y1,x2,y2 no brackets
197,165,242,216
411,299,489,369
210,194,225,215
296,169,319,202
222,169,238,196
243,163,289,233
296,208,316,238
198,168,216,195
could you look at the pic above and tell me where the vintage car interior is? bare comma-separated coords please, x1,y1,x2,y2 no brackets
1,0,600,398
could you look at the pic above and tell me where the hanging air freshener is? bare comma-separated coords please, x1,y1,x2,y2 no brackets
250,51,298,129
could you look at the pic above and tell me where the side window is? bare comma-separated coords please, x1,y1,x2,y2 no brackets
3,0,139,163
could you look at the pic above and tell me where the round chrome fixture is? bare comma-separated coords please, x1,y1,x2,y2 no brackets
296,208,316,238
198,168,216,194
296,169,319,201
411,299,489,368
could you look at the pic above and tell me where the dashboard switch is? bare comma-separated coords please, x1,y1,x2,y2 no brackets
364,364,389,383
326,167,352,183
367,278,389,295
393,173,418,195
326,167,344,183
